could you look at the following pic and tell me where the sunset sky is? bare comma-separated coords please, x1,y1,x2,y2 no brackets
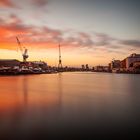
0,0,140,67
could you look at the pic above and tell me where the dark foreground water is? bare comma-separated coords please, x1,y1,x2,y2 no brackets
0,72,140,139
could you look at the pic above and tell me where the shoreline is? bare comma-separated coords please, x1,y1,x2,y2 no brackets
0,70,140,76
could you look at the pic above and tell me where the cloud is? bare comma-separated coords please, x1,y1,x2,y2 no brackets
0,17,5,24
0,14,140,54
0,15,32,33
0,15,94,49
0,14,64,45
31,0,48,7
119,40,140,48
93,32,116,46
0,0,15,7
78,32,91,39
61,32,94,48
9,14,22,23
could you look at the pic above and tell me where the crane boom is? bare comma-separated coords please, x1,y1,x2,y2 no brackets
16,36,23,53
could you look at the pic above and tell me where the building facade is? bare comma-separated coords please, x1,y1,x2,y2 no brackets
111,60,121,69
0,59,20,67
126,53,140,69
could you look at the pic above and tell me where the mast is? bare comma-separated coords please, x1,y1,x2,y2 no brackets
58,43,62,69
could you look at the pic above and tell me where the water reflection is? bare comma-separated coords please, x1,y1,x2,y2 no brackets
0,73,140,139
23,76,28,107
57,73,63,109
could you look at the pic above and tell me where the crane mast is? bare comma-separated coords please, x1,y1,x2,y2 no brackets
58,43,62,69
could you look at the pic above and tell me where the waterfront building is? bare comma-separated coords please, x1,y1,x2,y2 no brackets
81,65,85,70
103,66,109,72
112,53,140,73
120,59,126,69
111,60,121,69
85,64,89,70
0,59,20,67
133,61,140,69
31,61,47,70
125,53,140,69
94,66,109,72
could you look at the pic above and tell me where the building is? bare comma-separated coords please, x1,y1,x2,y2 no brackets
133,61,140,69
30,61,48,70
125,53,140,69
120,59,126,69
111,60,121,69
94,66,109,72
103,66,109,72
108,63,111,71
85,64,89,70
81,65,85,70
0,59,20,67
94,66,103,71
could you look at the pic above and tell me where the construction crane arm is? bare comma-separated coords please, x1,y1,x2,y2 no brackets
16,36,23,53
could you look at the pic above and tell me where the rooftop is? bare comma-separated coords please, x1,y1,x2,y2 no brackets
129,53,140,58
0,59,20,62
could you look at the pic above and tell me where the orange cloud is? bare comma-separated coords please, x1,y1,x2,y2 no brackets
0,15,64,51
0,14,139,57
0,0,15,7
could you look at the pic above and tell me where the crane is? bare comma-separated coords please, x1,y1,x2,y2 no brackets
16,37,29,62
58,43,62,69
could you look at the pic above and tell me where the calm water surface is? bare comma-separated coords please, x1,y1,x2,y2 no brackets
0,72,140,139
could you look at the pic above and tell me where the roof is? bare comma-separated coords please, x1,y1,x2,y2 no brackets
0,59,20,62
129,53,140,58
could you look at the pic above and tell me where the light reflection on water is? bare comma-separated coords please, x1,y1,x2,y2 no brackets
0,72,140,139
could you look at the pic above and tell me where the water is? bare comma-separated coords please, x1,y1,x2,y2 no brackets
0,72,140,139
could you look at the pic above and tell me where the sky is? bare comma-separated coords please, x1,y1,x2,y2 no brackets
0,0,140,67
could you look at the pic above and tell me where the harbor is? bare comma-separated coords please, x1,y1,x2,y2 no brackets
1,0,140,139
0,37,86,75
0,53,140,75
0,36,140,75
0,72,140,139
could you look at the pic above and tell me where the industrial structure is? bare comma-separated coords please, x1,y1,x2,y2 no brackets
0,37,140,75
0,36,50,75
16,37,29,62
58,43,63,69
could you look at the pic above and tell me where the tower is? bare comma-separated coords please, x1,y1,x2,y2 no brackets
58,43,62,69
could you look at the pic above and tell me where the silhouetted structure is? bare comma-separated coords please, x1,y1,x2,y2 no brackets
86,64,89,70
0,59,20,67
16,37,29,62
81,65,85,70
58,44,63,69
